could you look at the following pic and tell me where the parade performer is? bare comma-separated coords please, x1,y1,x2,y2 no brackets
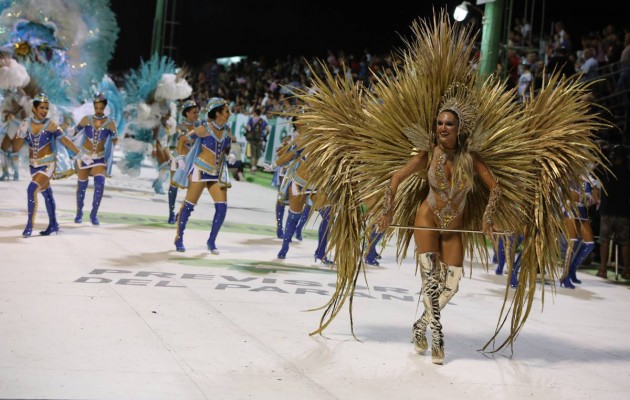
271,120,310,241
270,134,333,264
73,92,118,225
362,197,384,267
0,55,30,181
494,234,523,275
172,98,236,254
166,100,199,224
13,93,90,237
289,12,605,364
272,134,292,239
377,94,501,365
119,55,192,193
559,175,600,288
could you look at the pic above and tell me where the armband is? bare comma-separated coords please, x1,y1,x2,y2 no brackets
483,186,502,226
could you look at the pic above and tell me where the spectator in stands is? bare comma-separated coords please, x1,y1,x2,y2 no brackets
553,21,572,51
577,47,599,82
244,108,269,172
517,62,533,102
547,46,575,79
617,32,630,97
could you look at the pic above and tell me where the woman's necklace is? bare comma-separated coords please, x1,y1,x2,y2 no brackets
211,120,225,130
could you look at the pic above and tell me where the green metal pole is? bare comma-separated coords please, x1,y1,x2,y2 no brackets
151,0,166,56
479,0,504,80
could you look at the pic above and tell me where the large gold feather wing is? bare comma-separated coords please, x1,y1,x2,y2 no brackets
292,11,606,353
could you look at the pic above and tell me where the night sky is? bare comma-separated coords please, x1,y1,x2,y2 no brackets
108,0,629,73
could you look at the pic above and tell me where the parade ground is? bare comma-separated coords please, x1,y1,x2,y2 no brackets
1,163,629,400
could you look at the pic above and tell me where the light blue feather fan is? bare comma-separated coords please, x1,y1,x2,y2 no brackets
0,0,119,101
75,0,119,100
22,60,72,107
100,74,125,134
118,54,178,176
123,54,177,106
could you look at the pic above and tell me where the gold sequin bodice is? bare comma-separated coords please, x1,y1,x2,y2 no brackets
426,146,469,229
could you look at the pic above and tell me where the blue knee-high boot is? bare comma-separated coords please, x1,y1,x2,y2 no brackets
495,237,507,275
75,179,88,223
153,163,168,194
510,251,523,288
365,231,384,266
314,207,333,264
167,185,178,224
207,202,227,254
174,201,195,252
23,182,39,237
559,236,568,264
278,210,301,259
295,204,310,241
275,202,285,239
39,187,59,235
10,152,19,180
90,175,105,225
0,150,9,180
560,239,580,289
569,241,595,284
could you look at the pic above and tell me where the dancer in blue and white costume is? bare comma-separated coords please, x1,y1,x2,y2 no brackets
167,100,199,224
172,97,236,253
559,175,600,288
270,131,333,264
362,197,384,266
0,55,30,181
272,123,310,241
73,92,118,225
13,93,90,237
119,55,191,192
272,135,292,238
0,91,26,181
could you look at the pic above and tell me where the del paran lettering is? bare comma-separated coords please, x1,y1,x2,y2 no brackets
75,269,416,302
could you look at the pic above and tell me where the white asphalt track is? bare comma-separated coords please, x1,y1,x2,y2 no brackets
1,161,629,400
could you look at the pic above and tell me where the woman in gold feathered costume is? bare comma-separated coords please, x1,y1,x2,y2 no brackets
289,11,606,364
376,85,502,364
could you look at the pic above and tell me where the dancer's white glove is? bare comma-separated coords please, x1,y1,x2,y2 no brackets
228,153,237,164
80,153,95,165
262,163,276,172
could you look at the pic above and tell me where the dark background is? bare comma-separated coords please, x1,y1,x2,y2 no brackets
109,0,629,72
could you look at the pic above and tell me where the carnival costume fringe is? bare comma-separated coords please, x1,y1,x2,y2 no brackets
289,11,607,353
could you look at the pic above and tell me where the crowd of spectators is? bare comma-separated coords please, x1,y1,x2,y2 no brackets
107,18,629,148
161,19,628,144
181,48,399,117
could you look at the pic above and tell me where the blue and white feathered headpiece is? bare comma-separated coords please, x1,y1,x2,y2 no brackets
123,54,177,105
93,92,107,103
206,97,228,113
181,100,197,111
33,92,49,103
